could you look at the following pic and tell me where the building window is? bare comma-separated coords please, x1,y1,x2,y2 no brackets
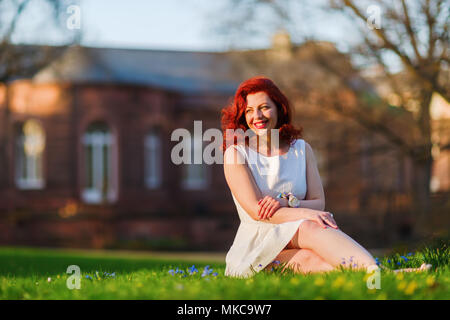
82,122,116,204
15,119,45,190
145,128,162,189
182,133,208,190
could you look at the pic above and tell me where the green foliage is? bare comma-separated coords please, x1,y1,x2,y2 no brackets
0,244,448,300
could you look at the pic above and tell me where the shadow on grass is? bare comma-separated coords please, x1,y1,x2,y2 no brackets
0,247,224,277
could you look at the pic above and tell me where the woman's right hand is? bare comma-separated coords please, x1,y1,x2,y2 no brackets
303,208,338,229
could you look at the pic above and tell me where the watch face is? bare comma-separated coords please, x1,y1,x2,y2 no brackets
289,197,300,208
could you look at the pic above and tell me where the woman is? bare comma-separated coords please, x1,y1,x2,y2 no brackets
221,76,431,278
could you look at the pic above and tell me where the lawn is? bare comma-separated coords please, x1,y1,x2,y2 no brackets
0,241,448,300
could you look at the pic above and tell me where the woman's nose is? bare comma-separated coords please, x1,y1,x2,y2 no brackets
253,109,263,118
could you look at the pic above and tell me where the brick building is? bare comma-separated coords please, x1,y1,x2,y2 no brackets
0,39,448,251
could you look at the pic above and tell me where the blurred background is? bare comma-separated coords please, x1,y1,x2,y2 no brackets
0,0,448,253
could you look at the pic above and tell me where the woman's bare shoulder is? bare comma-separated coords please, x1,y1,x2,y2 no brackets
304,140,315,154
224,144,247,165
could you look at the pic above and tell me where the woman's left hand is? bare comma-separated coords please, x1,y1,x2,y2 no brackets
257,196,288,220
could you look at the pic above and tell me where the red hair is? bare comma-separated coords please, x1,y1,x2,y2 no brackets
221,76,303,152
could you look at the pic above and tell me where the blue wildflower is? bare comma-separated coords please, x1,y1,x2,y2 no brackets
408,252,413,256
258,264,263,268
188,265,198,275
202,265,213,277
273,260,280,265
397,262,401,266
103,272,116,278
85,275,93,280
387,259,391,263
212,272,218,277
168,269,175,276
174,267,184,274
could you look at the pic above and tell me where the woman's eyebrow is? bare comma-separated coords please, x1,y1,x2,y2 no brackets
246,102,268,109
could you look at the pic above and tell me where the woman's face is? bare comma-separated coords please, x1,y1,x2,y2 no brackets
245,91,278,136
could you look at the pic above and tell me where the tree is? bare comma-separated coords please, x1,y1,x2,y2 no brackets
212,0,450,234
328,0,449,233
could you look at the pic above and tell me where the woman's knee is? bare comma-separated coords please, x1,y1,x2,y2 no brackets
292,248,316,264
288,249,327,273
299,220,323,235
287,220,323,249
296,220,323,247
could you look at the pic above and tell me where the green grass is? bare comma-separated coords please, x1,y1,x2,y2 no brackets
0,243,448,300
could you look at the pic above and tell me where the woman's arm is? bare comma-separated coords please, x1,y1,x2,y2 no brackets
223,146,262,220
258,141,326,219
256,141,338,228
303,142,326,211
224,145,314,223
297,199,325,211
265,141,329,224
264,206,316,224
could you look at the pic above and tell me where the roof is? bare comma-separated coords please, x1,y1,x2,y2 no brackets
30,39,373,96
33,46,241,94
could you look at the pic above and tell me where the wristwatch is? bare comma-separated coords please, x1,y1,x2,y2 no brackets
288,195,301,208
277,192,301,208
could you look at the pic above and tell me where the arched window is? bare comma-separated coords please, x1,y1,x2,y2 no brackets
144,128,162,189
181,133,208,190
82,122,116,204
15,119,45,189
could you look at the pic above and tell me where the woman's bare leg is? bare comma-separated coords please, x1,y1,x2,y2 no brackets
265,248,335,274
290,220,377,270
279,221,433,274
392,264,433,273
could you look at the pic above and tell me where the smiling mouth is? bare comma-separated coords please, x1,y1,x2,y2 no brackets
253,120,268,129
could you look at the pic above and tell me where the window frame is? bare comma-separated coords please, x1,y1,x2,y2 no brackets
14,120,46,190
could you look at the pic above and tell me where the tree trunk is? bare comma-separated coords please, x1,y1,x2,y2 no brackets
409,151,433,237
408,88,434,238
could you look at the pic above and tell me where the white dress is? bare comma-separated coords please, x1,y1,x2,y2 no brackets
224,138,309,278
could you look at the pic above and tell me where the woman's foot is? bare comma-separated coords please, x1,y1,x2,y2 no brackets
393,263,432,274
